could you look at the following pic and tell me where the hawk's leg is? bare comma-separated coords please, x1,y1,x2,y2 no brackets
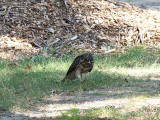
82,73,86,78
76,69,81,79
76,69,83,92
81,73,86,82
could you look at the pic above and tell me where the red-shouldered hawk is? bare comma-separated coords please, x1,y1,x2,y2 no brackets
62,52,94,82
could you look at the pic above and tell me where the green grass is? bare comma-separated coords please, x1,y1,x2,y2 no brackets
96,46,160,68
0,46,160,118
55,106,160,120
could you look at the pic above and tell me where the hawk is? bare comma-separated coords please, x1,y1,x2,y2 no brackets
62,52,94,82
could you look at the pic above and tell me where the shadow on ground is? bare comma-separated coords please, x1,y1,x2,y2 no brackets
0,68,159,119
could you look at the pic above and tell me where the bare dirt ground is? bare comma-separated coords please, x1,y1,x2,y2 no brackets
0,91,160,119
0,1,160,120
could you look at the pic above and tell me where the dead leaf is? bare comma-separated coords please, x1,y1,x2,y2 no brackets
25,65,32,72
125,78,129,82
98,52,104,55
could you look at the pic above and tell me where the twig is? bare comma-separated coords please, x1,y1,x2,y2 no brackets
31,31,35,38
63,0,68,12
118,27,121,41
62,0,75,25
106,6,118,23
28,26,46,30
105,0,125,7
106,6,116,14
64,17,74,23
3,16,6,24
31,42,41,48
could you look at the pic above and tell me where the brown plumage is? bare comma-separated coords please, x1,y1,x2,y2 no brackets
62,52,94,82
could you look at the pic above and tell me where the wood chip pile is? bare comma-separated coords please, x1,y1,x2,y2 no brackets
0,0,160,60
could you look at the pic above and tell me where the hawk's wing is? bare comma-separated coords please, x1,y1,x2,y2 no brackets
66,52,94,76
66,55,84,76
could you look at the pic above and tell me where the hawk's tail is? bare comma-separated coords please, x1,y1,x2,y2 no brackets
62,77,66,82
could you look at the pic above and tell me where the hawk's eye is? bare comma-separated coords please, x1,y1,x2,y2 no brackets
88,61,91,64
